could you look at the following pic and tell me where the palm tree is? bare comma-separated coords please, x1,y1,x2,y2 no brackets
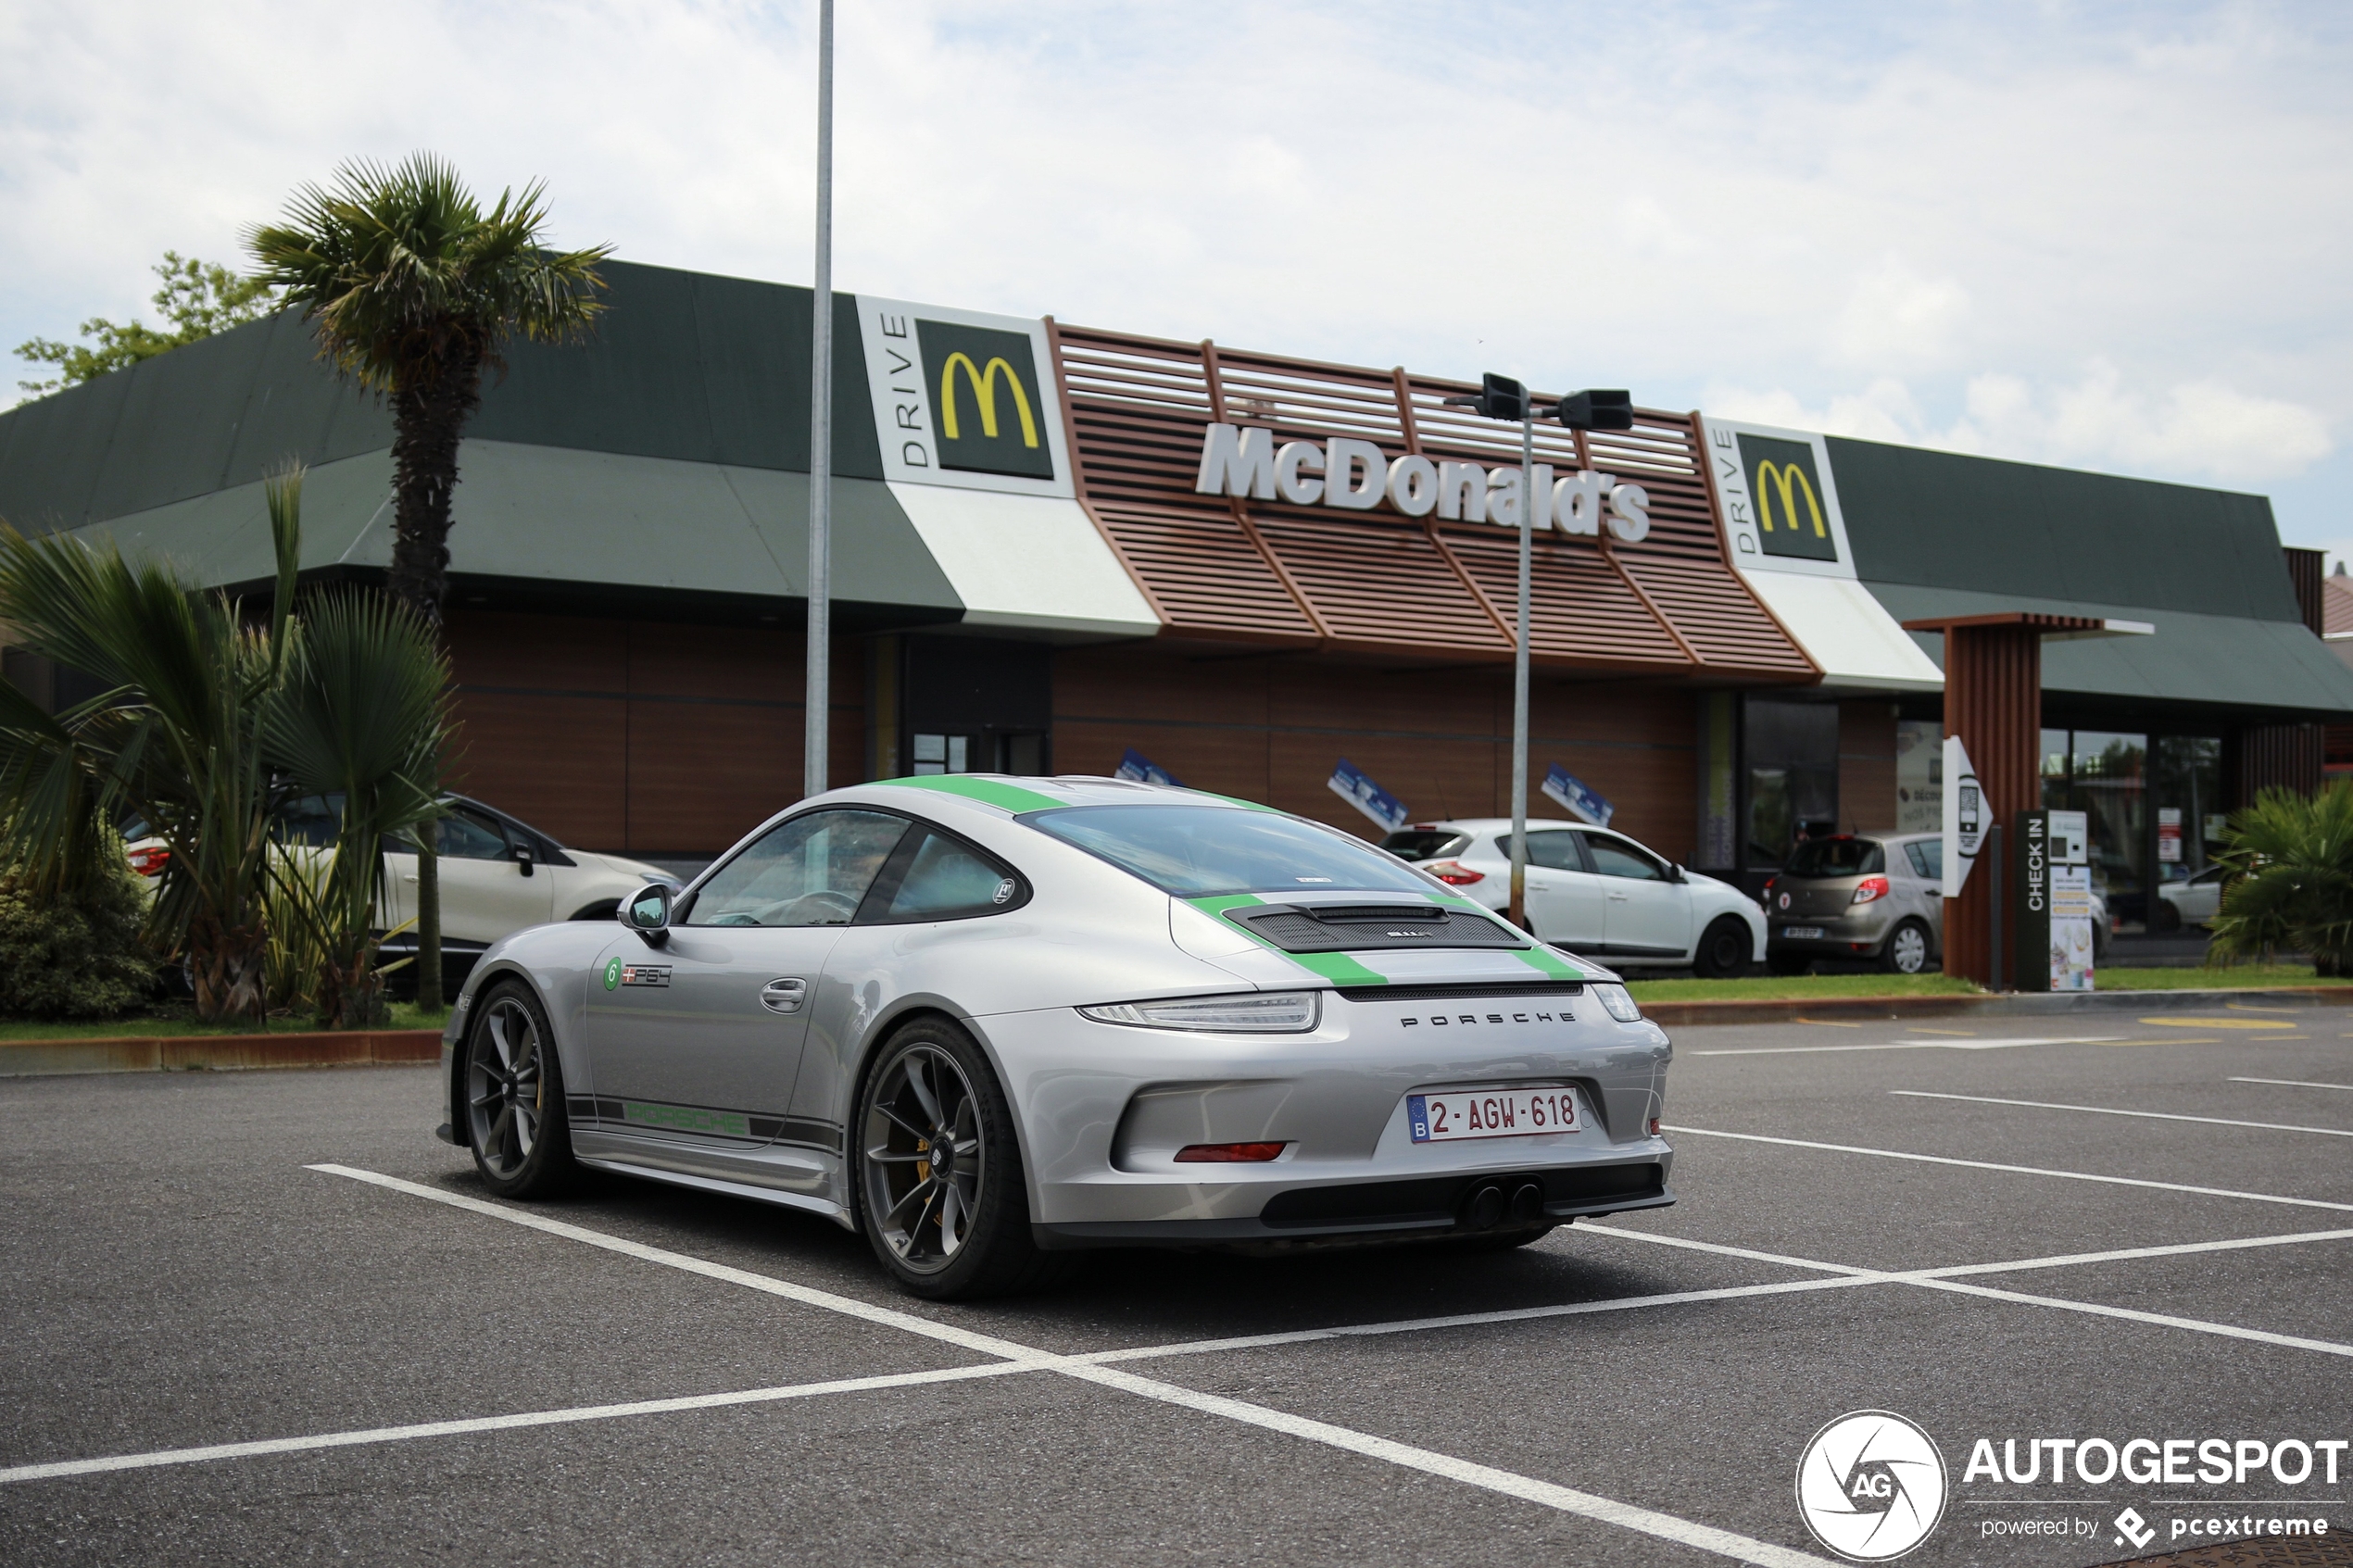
263,569,452,1028
0,478,302,1021
245,154,609,621
2207,782,2353,975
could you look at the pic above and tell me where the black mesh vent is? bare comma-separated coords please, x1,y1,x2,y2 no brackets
1334,982,1584,1003
1227,903,1526,953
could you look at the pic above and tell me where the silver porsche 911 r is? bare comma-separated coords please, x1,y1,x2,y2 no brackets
437,776,1677,1298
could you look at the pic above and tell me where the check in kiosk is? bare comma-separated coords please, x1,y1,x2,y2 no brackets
2011,809,2095,992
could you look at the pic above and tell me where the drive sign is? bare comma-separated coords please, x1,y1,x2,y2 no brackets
1941,736,1983,899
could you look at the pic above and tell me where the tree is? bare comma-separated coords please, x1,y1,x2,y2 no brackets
2206,781,2353,976
0,481,302,1021
15,252,276,395
245,154,609,623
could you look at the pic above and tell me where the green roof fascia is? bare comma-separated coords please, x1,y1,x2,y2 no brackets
1863,581,2353,721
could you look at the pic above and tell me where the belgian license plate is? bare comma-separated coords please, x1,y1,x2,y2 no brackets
1782,926,1823,939
1408,1088,1579,1144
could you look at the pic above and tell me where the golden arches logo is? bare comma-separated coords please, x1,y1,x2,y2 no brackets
1755,459,1827,538
938,353,1040,448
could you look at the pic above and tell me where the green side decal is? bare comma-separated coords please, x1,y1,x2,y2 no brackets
623,1101,751,1139
1187,894,1390,986
602,957,623,990
875,775,1063,813
1512,944,1588,981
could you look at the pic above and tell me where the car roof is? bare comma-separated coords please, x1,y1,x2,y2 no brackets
1395,818,1588,834
827,775,1267,819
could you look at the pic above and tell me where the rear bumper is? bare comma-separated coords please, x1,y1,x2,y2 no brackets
1034,1160,1674,1250
1766,911,1898,957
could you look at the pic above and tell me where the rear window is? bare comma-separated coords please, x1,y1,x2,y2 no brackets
1380,829,1468,862
1026,806,1438,897
1785,837,1884,878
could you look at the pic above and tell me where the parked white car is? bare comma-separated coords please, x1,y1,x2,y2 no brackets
1382,818,1766,977
2156,864,2226,931
128,793,679,985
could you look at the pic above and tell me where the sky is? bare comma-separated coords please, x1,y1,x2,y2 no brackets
5,0,2348,563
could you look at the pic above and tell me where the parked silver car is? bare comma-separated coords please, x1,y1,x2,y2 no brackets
1764,833,1946,975
441,777,1677,1298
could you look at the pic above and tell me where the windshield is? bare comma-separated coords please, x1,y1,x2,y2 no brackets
1785,837,1884,878
1379,829,1467,862
1026,806,1440,897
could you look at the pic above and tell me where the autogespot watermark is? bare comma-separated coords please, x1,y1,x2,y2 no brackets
1796,1411,1951,1561
1797,1415,2345,1560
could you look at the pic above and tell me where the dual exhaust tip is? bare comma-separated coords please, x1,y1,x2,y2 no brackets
1460,1178,1547,1231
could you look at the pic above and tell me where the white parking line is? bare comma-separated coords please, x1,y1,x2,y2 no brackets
0,1362,1039,1486
1667,1124,2353,1213
1888,1089,2353,1138
1692,1036,2120,1057
1579,1225,2353,1359
293,1166,1840,1568
2232,1076,2353,1092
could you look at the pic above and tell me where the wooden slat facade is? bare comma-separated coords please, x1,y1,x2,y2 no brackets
1049,322,1818,683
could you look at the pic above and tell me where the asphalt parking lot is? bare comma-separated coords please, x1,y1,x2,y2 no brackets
3,1004,2349,1567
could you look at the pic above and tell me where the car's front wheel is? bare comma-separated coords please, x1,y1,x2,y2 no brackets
1882,919,1933,975
464,981,579,1198
1692,916,1752,979
855,1018,1063,1299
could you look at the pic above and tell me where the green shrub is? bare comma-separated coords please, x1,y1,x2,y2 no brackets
0,851,157,1019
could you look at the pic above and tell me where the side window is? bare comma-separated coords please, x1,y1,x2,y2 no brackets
439,808,513,862
868,830,1026,922
1508,833,1587,872
686,810,911,927
1583,833,1667,882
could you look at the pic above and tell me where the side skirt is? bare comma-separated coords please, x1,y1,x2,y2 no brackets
573,1156,856,1231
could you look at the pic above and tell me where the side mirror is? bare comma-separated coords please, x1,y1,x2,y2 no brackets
514,843,536,878
623,882,672,946
1669,862,1688,884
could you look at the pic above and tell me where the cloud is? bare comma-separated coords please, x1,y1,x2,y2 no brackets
1707,361,2334,485
2,1,2347,523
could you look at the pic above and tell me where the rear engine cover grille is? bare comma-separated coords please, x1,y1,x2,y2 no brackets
1228,904,1525,953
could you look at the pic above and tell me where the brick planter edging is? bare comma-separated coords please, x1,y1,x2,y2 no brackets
1639,985,2353,1029
0,1029,443,1078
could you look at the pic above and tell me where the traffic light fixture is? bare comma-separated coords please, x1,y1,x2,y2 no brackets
1555,390,1634,432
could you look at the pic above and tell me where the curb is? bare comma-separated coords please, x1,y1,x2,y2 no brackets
1642,986,2353,1029
0,1029,443,1078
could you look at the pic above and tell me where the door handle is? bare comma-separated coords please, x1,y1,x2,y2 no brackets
1608,891,1629,901
760,978,808,1015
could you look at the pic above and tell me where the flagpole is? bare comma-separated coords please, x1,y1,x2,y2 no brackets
803,0,835,799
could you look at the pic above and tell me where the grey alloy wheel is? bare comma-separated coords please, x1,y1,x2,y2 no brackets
468,994,548,1179
861,1042,987,1275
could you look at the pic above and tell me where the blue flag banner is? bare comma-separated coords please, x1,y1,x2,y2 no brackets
1542,764,1613,827
1115,747,1184,787
1327,758,1410,833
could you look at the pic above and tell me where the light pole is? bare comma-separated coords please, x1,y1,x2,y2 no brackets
803,0,836,799
1448,377,1635,931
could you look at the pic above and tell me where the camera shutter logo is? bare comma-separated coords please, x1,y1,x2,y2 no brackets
1794,1411,1949,1561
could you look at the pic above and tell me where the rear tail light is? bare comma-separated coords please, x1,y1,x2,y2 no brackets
1424,859,1485,885
128,846,170,877
1174,1142,1286,1163
1079,992,1320,1033
1851,875,1890,905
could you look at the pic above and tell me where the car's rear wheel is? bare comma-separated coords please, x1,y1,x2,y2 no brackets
855,1018,1063,1300
464,982,578,1198
1691,916,1751,979
1882,919,1932,975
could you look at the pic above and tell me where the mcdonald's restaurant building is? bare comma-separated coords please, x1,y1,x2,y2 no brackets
5,259,2349,942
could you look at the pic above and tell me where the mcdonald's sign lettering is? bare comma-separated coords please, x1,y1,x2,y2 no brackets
917,320,1055,480
1737,433,1838,562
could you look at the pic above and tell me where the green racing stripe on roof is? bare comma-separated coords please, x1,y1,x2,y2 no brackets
1185,895,1390,985
875,775,1063,813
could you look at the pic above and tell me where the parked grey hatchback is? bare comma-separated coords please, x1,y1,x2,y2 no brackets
1762,833,1944,975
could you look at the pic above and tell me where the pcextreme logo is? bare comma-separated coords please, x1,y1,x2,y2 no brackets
856,295,1074,497
1795,1411,1950,1561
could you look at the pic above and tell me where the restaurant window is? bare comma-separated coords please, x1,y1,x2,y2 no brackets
2040,729,2149,932
1743,696,1837,870
2153,735,2223,882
